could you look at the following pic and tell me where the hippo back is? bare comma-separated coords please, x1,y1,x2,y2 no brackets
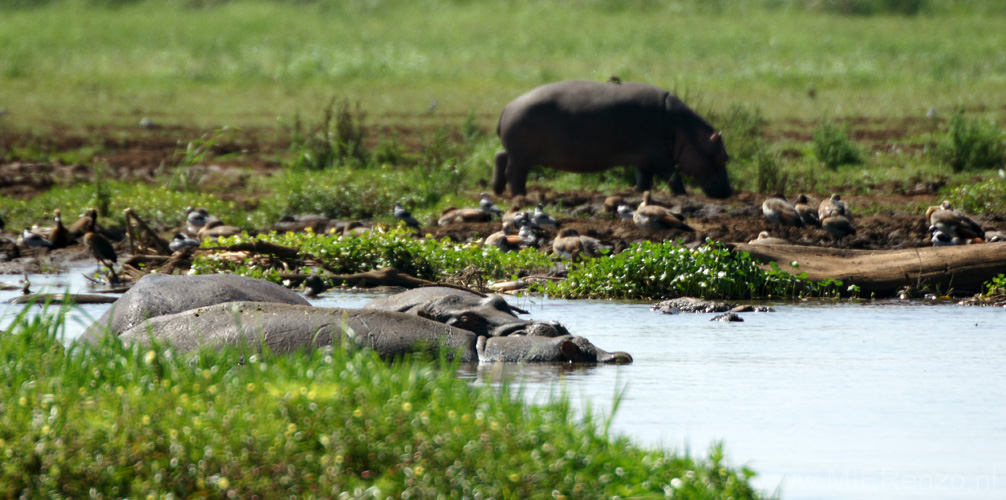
80,273,310,343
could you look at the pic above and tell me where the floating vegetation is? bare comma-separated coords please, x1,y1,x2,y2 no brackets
193,230,842,300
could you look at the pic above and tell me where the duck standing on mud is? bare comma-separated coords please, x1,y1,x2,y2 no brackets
552,228,609,260
393,202,421,230
761,193,804,228
48,209,70,249
532,203,559,228
438,194,503,225
68,208,99,241
20,227,54,251
793,194,821,228
169,233,200,252
926,200,984,244
818,194,856,245
479,193,503,217
630,191,693,233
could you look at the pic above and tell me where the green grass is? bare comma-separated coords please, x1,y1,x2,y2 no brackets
0,303,767,499
1,1,1006,133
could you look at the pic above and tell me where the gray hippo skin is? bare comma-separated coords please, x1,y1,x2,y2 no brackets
118,302,480,361
80,273,309,343
363,286,570,338
118,301,631,363
477,335,632,364
494,80,732,198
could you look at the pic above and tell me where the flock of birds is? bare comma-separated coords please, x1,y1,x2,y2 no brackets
751,192,1003,247
13,208,118,271
751,193,857,246
8,190,1002,275
393,190,701,260
10,206,246,274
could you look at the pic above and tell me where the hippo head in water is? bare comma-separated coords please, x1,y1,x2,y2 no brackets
477,335,633,364
363,287,570,338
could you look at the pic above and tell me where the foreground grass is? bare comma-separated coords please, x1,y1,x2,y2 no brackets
193,229,845,300
0,305,766,499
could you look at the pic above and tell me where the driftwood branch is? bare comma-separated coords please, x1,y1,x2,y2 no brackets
734,242,1006,296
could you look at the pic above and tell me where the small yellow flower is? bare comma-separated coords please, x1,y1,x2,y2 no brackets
218,477,230,489
509,473,521,482
246,383,256,391
142,415,151,425
116,386,125,395
144,350,157,364
401,402,412,412
414,466,425,476
353,408,363,418
287,423,297,433
41,425,50,434
335,455,344,464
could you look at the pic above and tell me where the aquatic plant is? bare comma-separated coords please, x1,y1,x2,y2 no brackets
0,306,767,499
192,231,838,300
543,239,836,300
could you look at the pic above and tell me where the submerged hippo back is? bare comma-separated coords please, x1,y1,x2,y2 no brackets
80,274,310,343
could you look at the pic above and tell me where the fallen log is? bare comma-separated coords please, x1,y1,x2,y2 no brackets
733,241,1006,297
8,293,120,305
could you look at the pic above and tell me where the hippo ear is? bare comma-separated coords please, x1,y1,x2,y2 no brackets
559,338,591,363
710,131,723,144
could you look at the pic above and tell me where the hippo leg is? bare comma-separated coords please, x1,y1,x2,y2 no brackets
668,171,686,195
505,157,530,196
493,151,509,195
635,168,654,192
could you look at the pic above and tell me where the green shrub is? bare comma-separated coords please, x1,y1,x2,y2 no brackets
943,171,1006,216
288,98,369,171
544,239,841,300
193,231,842,300
936,108,1005,172
812,120,863,169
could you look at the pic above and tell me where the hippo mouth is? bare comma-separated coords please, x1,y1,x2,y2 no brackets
559,336,633,364
701,177,734,199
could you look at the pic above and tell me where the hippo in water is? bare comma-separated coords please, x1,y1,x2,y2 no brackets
494,80,732,198
82,276,630,364
363,286,570,338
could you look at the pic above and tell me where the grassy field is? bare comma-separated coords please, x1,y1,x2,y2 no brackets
1,0,1005,133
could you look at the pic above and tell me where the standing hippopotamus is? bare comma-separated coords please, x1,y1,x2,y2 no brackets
494,80,732,198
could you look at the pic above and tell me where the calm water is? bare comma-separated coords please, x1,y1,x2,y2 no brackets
3,271,1005,500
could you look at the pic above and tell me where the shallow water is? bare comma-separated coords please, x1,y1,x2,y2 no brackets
2,271,1004,500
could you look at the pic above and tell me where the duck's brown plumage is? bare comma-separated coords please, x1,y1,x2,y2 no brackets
633,191,693,232
761,193,804,228
48,209,70,249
